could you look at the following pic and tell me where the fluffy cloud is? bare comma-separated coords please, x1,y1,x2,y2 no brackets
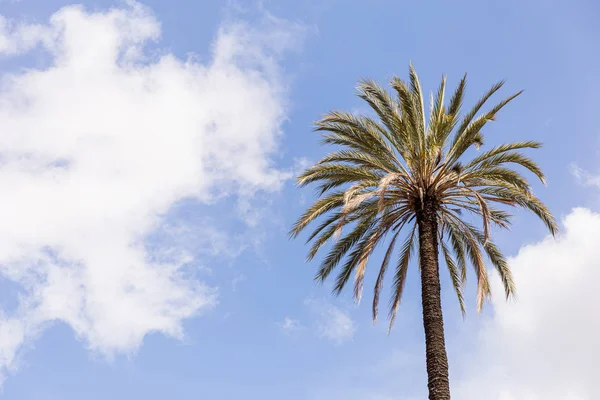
0,1,300,381
455,208,600,399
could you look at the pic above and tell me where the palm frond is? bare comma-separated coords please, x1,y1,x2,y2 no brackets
292,64,556,330
373,230,401,323
388,224,417,332
441,239,466,317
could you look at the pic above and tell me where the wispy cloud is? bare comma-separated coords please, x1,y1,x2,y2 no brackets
570,164,600,187
231,274,247,292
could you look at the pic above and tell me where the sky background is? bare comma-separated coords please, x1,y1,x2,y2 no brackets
0,0,599,399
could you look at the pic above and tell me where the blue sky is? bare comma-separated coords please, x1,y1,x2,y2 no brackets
0,0,599,399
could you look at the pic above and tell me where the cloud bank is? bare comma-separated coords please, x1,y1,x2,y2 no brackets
456,208,600,399
0,1,300,380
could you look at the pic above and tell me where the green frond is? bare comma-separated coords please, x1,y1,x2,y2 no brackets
316,114,399,167
333,224,384,296
483,241,515,300
443,199,512,230
445,223,468,283
306,212,347,259
447,114,492,163
344,210,414,300
442,73,467,136
455,80,505,138
362,115,410,161
306,205,378,261
298,164,383,189
448,90,523,163
463,234,490,313
317,150,392,172
471,189,491,244
377,172,407,212
443,214,491,312
388,224,417,332
468,152,546,185
487,207,512,229
441,239,466,317
356,79,403,139
319,111,396,155
373,230,401,323
430,75,447,143
319,132,381,159
462,166,532,193
487,90,524,116
465,141,543,169
315,216,377,283
390,77,420,158
352,228,382,303
408,62,426,140
315,180,368,197
453,222,516,300
477,187,558,235
514,194,559,236
290,191,345,238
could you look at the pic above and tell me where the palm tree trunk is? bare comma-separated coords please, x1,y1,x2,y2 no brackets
417,199,451,400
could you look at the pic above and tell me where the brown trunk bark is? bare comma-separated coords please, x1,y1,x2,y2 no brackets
417,199,451,400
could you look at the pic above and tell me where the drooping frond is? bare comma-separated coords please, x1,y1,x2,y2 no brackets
373,230,401,323
388,224,417,332
313,214,377,283
440,239,466,317
290,191,346,238
441,213,491,312
465,141,543,170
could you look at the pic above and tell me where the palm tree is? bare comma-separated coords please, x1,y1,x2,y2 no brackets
290,64,557,400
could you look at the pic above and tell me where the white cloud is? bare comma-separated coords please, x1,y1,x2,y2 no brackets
455,207,600,399
0,0,301,381
277,317,305,334
306,299,356,345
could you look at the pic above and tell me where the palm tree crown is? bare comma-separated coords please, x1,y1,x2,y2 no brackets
291,64,558,331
